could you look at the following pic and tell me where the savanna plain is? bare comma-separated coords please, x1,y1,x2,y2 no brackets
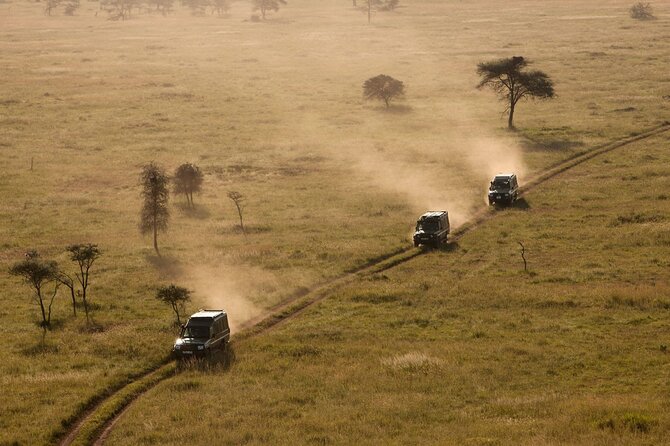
1,0,669,444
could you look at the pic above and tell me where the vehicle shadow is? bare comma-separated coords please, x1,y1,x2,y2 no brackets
418,241,460,252
491,197,531,211
511,197,531,210
176,343,236,373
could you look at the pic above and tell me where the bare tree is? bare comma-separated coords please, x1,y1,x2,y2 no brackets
140,162,170,256
9,253,60,332
476,56,555,129
518,241,527,272
363,74,405,108
173,162,204,208
101,0,136,20
252,0,286,19
66,244,101,324
630,2,655,20
55,270,77,317
227,191,246,234
156,284,191,326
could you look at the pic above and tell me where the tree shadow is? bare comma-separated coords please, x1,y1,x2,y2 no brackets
21,342,59,356
520,135,585,151
175,202,211,219
385,103,413,114
145,253,184,279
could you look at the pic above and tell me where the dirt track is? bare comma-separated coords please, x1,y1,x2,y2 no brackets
59,122,670,446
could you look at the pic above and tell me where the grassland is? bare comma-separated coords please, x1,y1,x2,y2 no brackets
0,0,669,444
106,132,670,445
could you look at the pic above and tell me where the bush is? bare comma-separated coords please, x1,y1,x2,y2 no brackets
630,2,655,20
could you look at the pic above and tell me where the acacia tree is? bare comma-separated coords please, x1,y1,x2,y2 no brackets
101,0,136,20
44,0,80,15
630,2,655,20
66,244,101,324
252,0,286,19
363,74,405,108
156,284,191,326
9,253,60,332
227,191,246,234
151,0,174,15
476,56,555,129
210,0,230,15
182,0,207,15
173,162,204,208
140,162,170,256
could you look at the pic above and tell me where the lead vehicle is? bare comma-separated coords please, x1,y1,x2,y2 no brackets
488,173,519,206
173,309,230,359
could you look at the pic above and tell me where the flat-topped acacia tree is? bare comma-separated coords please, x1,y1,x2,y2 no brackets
476,56,555,129
252,0,286,19
9,253,59,333
363,74,405,108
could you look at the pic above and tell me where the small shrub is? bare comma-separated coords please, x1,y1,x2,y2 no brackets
596,413,657,433
384,352,442,374
630,2,655,20
597,417,616,430
622,413,655,433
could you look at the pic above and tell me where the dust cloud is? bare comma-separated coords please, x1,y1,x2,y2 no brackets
185,265,276,331
299,112,527,228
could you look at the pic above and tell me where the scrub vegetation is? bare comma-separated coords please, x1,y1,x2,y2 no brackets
0,0,669,444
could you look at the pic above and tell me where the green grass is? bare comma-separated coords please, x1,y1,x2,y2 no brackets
0,0,669,444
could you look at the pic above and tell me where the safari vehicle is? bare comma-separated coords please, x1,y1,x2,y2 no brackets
413,211,450,247
173,309,230,360
488,173,519,206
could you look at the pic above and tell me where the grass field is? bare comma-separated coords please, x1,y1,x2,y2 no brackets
106,132,670,445
0,0,669,444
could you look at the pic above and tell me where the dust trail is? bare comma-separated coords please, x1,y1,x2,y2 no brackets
185,265,277,332
297,111,527,228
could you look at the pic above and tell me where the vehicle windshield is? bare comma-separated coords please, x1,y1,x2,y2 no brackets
417,219,439,232
490,179,510,191
181,326,210,339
